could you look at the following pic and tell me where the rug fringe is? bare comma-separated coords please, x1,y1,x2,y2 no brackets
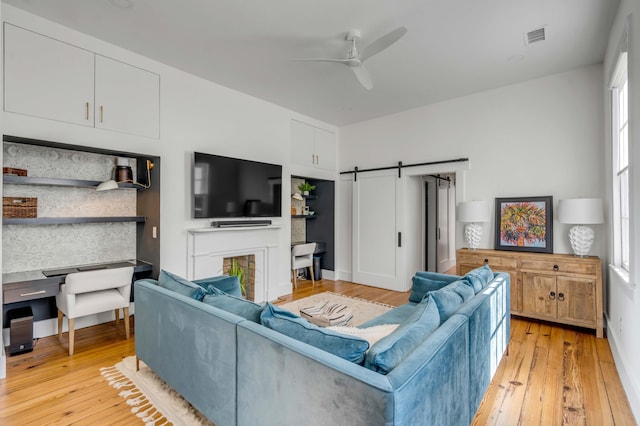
101,364,169,426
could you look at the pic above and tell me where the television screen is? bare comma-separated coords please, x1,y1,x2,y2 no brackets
193,152,282,219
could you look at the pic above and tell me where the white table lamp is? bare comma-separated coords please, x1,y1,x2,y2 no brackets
459,201,490,250
557,198,603,256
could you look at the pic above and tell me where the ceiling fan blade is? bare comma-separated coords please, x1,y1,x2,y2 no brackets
360,26,408,62
351,63,373,90
291,58,352,63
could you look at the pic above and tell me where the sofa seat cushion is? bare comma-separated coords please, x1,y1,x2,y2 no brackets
358,303,416,328
364,296,440,374
202,291,264,323
464,265,494,293
409,272,460,303
260,303,370,363
158,270,206,301
194,275,242,297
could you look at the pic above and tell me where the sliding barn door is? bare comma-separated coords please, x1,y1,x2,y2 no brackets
352,170,404,291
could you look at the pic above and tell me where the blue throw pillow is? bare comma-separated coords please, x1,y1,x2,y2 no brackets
260,303,369,364
202,292,263,323
464,265,494,293
428,281,472,323
194,275,242,297
158,270,206,301
409,272,461,303
364,296,440,374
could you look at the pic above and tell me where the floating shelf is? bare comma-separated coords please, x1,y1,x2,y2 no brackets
3,175,137,189
3,216,146,225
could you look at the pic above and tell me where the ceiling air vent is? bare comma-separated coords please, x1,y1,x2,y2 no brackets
525,27,546,45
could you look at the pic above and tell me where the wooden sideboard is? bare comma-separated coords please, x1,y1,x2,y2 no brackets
456,248,603,338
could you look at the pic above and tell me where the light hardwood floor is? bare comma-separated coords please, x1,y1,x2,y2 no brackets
0,279,636,425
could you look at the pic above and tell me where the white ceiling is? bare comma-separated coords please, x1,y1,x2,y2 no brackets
2,0,619,126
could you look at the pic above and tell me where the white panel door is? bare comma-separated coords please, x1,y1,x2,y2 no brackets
4,23,94,126
95,55,160,138
353,170,404,290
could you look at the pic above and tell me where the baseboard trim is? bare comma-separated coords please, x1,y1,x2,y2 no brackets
604,313,640,423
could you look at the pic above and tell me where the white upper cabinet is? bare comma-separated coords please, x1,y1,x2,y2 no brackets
291,119,336,171
4,23,95,127
95,55,160,138
3,24,160,139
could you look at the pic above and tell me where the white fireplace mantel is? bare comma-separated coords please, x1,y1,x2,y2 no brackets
186,226,282,303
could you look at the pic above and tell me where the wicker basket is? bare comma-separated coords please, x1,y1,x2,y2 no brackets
3,197,37,218
2,167,27,176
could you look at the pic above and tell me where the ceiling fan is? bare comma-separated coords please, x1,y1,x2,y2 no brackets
293,26,408,90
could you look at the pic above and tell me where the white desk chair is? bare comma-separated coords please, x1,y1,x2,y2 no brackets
56,266,134,355
291,243,316,289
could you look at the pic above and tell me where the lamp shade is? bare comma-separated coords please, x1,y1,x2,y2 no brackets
458,201,490,223
557,198,603,224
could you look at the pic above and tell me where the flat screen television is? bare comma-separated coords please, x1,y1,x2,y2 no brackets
193,152,282,219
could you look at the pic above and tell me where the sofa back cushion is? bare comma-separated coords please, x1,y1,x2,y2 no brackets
194,275,242,297
464,265,494,293
158,270,206,301
202,290,264,323
409,272,460,303
364,296,440,374
260,303,369,364
428,280,474,323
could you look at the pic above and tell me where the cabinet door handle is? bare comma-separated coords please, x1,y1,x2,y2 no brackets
549,291,556,300
85,102,90,120
100,105,104,123
484,258,489,265
553,264,559,271
558,292,565,301
20,290,46,297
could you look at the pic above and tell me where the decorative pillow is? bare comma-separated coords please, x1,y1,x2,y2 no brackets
202,292,263,323
260,303,370,364
158,270,206,301
194,275,242,297
427,282,470,323
409,272,460,303
327,324,399,348
364,296,440,374
464,265,494,293
448,279,475,302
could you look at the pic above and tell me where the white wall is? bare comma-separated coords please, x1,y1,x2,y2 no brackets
604,0,640,419
1,5,338,304
336,65,605,278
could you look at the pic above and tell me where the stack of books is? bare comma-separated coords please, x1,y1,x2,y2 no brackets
299,301,353,327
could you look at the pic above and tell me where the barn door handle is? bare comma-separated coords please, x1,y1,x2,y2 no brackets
398,232,402,248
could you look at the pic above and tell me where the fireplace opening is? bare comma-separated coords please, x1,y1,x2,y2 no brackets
223,254,256,301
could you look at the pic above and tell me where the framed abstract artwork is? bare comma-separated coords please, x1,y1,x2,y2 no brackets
494,196,553,253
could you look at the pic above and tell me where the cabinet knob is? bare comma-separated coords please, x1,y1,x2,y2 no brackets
553,264,559,271
558,292,565,301
484,258,489,264
549,291,556,300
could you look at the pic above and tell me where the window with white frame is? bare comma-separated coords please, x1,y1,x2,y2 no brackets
611,51,629,271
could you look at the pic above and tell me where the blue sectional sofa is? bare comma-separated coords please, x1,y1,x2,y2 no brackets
134,267,510,426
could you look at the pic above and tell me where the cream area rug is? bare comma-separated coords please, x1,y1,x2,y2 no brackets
100,356,213,426
278,291,393,326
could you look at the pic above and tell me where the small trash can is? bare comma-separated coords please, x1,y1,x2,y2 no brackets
8,306,33,355
313,256,322,280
